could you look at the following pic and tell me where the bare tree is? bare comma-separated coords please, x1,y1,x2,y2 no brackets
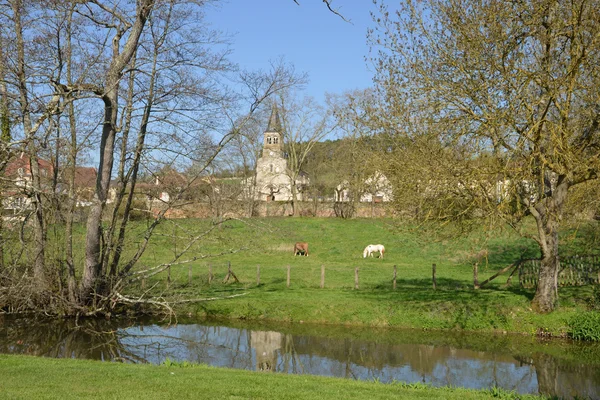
2,0,75,287
224,108,270,217
370,0,600,312
0,38,9,270
277,93,334,216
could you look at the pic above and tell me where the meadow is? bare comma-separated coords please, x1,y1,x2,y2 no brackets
112,216,599,337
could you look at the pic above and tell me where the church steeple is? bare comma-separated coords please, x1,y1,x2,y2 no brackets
266,102,282,133
263,102,283,154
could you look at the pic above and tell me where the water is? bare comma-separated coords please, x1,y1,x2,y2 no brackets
0,315,599,399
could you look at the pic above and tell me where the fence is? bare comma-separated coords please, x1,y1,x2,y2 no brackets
137,262,414,291
518,256,600,288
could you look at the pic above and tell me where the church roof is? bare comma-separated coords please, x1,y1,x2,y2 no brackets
266,103,282,133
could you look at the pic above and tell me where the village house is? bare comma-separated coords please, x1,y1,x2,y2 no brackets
2,152,97,213
334,171,393,204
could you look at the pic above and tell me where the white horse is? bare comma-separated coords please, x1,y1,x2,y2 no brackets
363,244,385,259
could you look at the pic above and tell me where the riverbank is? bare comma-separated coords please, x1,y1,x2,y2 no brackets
0,354,546,399
181,287,590,338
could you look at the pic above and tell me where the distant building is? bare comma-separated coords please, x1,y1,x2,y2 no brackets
360,171,393,203
334,171,393,203
2,152,97,212
254,104,309,201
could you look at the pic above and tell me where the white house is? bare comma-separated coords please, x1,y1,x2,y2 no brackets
334,171,393,203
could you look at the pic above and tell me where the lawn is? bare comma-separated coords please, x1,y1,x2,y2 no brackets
0,354,547,400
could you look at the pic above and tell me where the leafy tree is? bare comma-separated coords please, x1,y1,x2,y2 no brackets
327,90,382,217
370,0,600,312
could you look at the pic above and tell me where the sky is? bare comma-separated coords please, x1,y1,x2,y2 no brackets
204,0,384,104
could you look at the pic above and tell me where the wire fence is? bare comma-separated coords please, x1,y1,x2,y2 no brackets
136,262,411,291
519,256,600,288
136,256,600,293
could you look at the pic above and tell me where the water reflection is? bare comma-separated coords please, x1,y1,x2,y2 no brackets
0,316,598,400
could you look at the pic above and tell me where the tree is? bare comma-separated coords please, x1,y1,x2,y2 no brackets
215,107,270,217
277,93,334,216
301,139,341,215
0,0,308,314
370,0,600,312
327,89,382,218
0,39,9,271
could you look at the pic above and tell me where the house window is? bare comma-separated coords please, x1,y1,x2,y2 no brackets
17,168,24,175
267,137,272,144
270,164,273,173
274,137,278,144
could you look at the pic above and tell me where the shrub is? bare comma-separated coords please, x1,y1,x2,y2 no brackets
568,311,600,341
587,285,600,311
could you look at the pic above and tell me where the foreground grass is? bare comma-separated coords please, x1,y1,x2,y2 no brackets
0,354,545,400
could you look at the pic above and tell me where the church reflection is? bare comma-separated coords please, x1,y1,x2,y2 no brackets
251,330,282,372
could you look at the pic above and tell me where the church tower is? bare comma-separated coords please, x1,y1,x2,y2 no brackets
254,103,291,201
263,104,283,158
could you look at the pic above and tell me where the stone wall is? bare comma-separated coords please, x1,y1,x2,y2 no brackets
152,200,393,219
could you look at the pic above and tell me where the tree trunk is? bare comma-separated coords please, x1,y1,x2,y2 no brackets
531,179,568,313
290,176,299,216
81,0,155,303
0,44,9,271
13,0,46,285
532,230,560,313
64,6,78,304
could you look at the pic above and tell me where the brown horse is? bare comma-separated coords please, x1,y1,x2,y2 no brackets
294,242,309,256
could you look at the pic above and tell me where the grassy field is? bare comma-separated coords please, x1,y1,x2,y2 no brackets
0,354,547,400
104,216,599,337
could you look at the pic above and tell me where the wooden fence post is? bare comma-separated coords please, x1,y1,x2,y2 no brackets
188,265,192,285
223,261,239,284
354,267,359,290
432,263,437,290
257,265,260,286
141,277,146,289
287,265,291,288
167,265,171,289
393,265,397,290
473,263,479,289
321,265,325,289
208,264,213,285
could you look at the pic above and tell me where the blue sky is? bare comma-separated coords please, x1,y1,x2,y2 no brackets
204,0,383,104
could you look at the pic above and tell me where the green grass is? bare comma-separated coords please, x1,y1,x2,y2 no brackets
0,354,546,400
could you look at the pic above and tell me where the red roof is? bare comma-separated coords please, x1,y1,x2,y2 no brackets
4,153,97,189
4,153,53,177
74,167,97,188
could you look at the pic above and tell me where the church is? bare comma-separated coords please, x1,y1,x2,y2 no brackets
254,104,309,201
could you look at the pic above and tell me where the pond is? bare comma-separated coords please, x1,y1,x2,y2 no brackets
0,315,599,399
